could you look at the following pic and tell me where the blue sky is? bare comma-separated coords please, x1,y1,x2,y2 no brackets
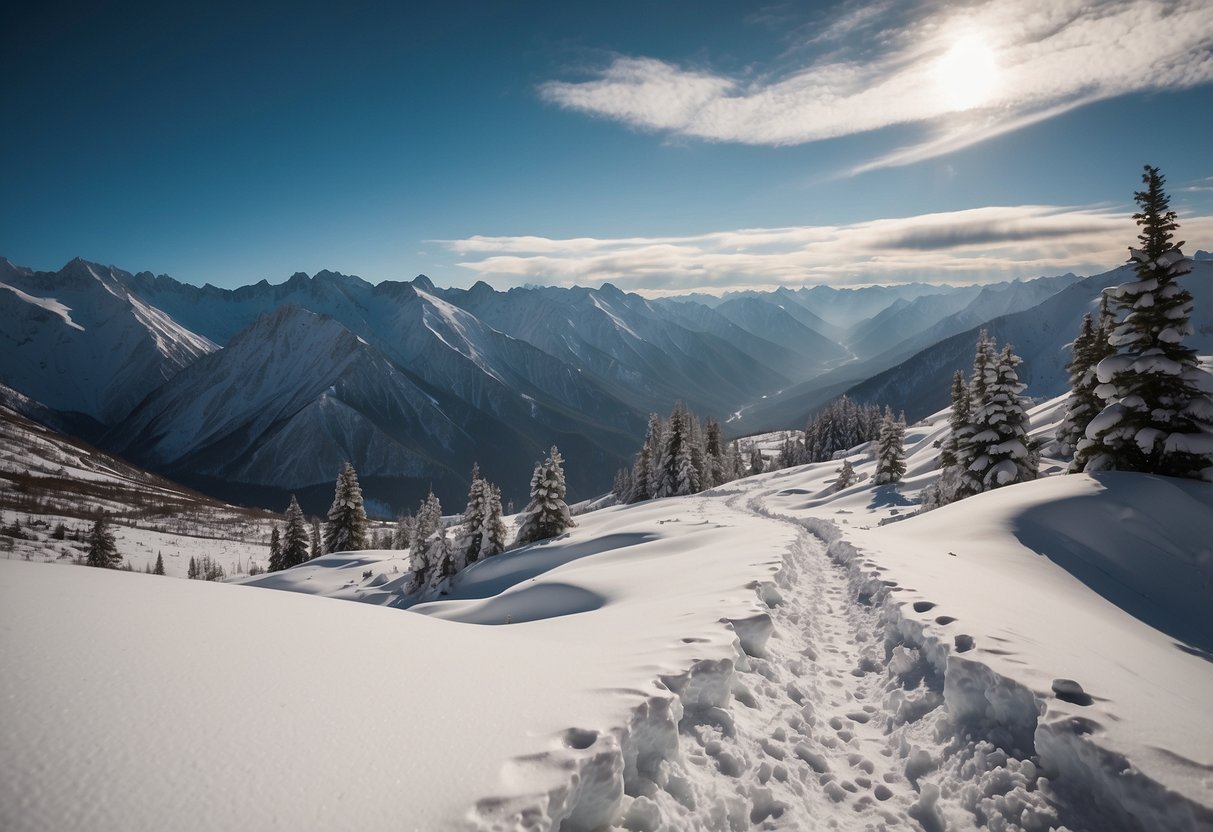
3,0,1212,292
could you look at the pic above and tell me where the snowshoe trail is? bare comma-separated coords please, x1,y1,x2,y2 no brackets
624,489,1080,831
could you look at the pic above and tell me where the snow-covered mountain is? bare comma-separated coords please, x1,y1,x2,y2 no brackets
0,253,1154,510
0,257,215,430
106,305,635,513
440,282,794,416
846,260,1213,420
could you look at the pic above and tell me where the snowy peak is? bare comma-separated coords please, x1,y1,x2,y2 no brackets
0,258,216,423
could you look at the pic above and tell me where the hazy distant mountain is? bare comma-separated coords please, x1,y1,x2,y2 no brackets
441,282,793,416
845,261,1213,421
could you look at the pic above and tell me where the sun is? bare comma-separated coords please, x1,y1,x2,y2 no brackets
935,34,1000,111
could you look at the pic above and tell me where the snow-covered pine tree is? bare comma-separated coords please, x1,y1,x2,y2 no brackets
322,462,368,554
1057,306,1114,462
1076,166,1213,480
409,490,443,591
268,526,283,572
514,446,575,546
187,556,198,579
392,512,412,550
703,419,725,488
688,412,707,489
153,552,165,575
873,408,906,485
478,482,508,558
282,495,310,568
970,329,997,406
728,441,747,481
654,403,699,497
834,459,857,492
627,412,663,503
310,519,321,559
612,467,633,503
85,514,120,568
938,371,969,471
778,435,798,470
457,464,486,570
958,344,1036,495
749,443,765,476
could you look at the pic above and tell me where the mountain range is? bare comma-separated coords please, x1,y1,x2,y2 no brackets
2,253,1206,513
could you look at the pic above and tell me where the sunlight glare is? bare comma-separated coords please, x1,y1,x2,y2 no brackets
935,34,1000,111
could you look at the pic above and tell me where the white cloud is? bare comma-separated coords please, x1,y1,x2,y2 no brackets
539,0,1213,171
439,205,1213,292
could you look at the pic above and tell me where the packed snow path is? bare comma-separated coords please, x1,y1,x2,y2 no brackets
620,490,1080,832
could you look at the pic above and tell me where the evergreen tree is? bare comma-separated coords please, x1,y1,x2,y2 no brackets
654,403,698,497
628,412,663,502
958,345,1036,495
1077,165,1213,480
1057,306,1114,462
322,462,368,554
703,419,725,487
85,514,120,568
749,444,765,476
268,526,284,572
970,329,997,406
153,551,165,576
873,408,906,485
938,371,970,470
515,446,575,546
728,441,748,481
478,482,509,558
392,512,413,550
310,519,322,559
834,459,857,492
282,495,310,568
457,464,486,570
187,556,198,580
409,490,443,591
612,467,633,503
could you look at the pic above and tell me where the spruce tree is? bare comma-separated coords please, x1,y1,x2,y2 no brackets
515,446,575,546
153,552,165,576
478,482,509,558
85,514,120,568
457,464,486,570
392,512,413,550
268,526,284,572
1057,305,1115,463
834,459,857,492
310,519,322,559
282,496,310,568
939,371,970,470
958,345,1036,494
1077,165,1213,479
187,556,198,579
323,462,368,554
704,419,725,488
873,408,906,485
655,403,698,497
409,490,443,591
628,412,662,502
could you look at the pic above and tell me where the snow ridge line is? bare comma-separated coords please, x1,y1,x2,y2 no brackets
798,514,1213,832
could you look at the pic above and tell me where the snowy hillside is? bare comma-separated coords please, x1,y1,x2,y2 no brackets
5,386,1210,831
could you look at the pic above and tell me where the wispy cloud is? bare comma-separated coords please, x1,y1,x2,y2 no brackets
539,0,1213,172
440,205,1213,292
